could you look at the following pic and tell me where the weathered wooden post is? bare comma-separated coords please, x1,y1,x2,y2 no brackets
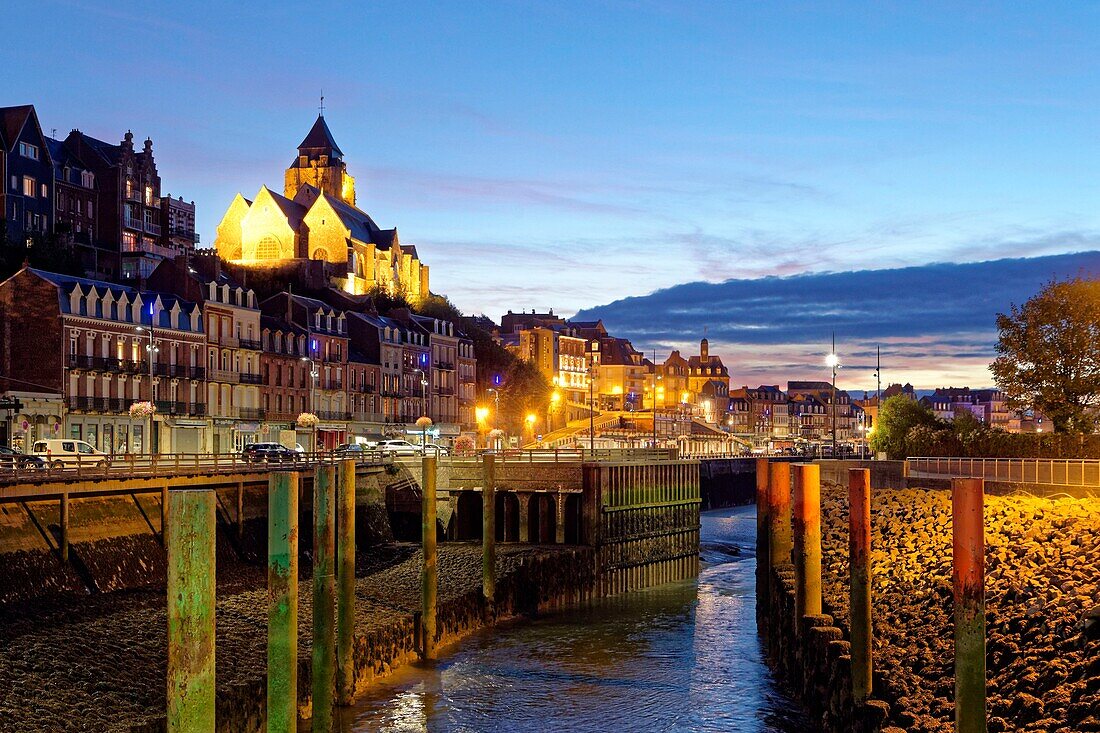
421,455,438,659
268,472,299,733
767,461,792,570
59,491,70,563
755,458,770,621
849,468,873,704
335,460,356,706
953,477,986,733
482,454,496,603
312,465,336,731
792,463,822,626
166,489,216,732
161,484,169,548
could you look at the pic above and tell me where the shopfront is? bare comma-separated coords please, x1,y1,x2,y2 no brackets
65,414,146,455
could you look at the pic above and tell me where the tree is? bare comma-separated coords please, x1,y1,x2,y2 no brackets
869,395,940,459
991,277,1100,433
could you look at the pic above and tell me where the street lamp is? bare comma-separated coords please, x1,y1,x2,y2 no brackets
135,325,157,455
414,367,429,421
301,357,318,451
548,390,561,435
826,333,840,457
525,412,536,443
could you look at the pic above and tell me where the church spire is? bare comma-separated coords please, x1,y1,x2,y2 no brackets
297,113,343,159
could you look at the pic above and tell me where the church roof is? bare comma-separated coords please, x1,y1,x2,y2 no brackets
262,186,308,228
297,114,343,158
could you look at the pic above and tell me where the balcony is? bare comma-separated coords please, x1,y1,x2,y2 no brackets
144,221,161,236
168,227,199,243
153,401,206,417
68,355,124,372
238,407,266,421
238,338,262,351
351,411,385,423
319,380,344,391
190,366,205,380
208,368,239,384
125,189,141,202
436,361,455,371
123,215,143,231
239,372,263,385
315,410,352,422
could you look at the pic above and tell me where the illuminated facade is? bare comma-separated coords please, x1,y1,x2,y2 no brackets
213,114,429,301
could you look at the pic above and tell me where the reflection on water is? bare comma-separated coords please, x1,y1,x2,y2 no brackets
336,506,811,732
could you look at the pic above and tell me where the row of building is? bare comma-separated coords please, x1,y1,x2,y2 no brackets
497,310,732,434
0,254,475,454
1,104,465,454
1,104,198,280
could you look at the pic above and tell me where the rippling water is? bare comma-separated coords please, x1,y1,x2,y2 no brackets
335,506,812,732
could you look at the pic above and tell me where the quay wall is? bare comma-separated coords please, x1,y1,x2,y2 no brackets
763,482,1100,732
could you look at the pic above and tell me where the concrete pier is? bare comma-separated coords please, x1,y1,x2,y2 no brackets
482,454,496,603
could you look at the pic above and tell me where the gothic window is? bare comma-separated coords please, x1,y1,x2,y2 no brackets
312,248,327,261
256,235,280,260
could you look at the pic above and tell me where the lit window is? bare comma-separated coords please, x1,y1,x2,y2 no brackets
40,183,47,198
144,185,153,206
22,176,35,197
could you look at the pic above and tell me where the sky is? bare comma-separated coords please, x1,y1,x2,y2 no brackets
7,2,1100,388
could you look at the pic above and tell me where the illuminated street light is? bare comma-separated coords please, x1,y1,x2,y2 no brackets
826,333,840,456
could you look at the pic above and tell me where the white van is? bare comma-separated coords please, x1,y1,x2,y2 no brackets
32,439,109,468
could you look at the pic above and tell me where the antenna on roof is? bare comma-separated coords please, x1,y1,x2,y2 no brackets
319,90,325,117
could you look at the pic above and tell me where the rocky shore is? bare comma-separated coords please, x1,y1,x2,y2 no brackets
0,543,584,732
816,486,1100,732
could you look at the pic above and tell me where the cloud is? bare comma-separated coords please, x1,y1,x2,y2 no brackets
573,251,1100,388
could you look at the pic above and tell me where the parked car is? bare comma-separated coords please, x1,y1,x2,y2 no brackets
421,443,450,457
375,439,421,456
0,445,47,471
31,439,109,468
241,442,298,463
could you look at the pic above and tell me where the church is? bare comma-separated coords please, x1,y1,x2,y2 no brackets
212,114,429,301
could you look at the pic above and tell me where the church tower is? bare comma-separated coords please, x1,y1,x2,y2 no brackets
284,114,357,206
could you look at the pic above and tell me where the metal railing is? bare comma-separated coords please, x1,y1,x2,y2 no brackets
0,450,393,487
907,456,1100,487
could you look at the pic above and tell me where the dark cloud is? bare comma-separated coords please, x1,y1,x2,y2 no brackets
574,252,1100,386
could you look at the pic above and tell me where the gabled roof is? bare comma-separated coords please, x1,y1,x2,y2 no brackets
297,115,343,158
0,105,35,152
67,130,123,166
262,186,308,224
319,191,384,244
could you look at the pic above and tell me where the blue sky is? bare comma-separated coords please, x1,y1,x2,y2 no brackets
7,2,1100,387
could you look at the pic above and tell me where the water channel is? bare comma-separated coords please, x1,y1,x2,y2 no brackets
334,505,812,732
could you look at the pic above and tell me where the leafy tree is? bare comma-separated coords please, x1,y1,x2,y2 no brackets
0,225,85,281
991,277,1100,433
869,395,940,459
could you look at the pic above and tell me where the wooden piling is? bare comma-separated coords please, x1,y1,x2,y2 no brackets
312,465,336,731
335,460,356,706
166,489,216,733
953,477,986,733
767,461,792,570
161,484,169,548
421,455,438,660
849,468,873,704
755,458,770,621
792,463,822,626
59,491,69,563
235,481,244,541
482,454,496,603
267,472,299,733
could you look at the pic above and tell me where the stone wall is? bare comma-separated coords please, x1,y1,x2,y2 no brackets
766,561,903,733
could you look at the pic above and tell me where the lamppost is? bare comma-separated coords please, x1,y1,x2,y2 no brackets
414,367,429,423
547,390,561,438
301,357,318,451
525,413,536,443
135,325,157,455
651,369,662,450
826,334,840,457
587,363,597,452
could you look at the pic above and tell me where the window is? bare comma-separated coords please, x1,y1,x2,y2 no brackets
144,186,153,205
123,232,137,252
125,179,134,199
82,171,94,188
40,183,47,198
19,142,38,160
22,176,35,197
87,201,93,217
